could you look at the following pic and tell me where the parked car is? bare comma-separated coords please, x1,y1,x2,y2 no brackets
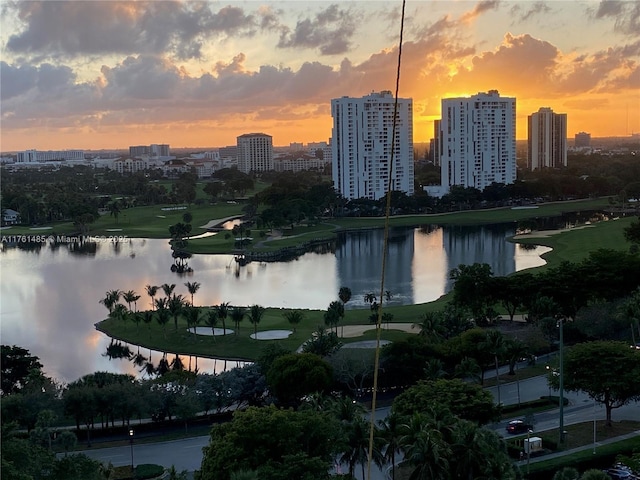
604,463,639,479
506,420,533,434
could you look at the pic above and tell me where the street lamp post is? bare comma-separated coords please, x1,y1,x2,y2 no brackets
593,398,597,454
129,429,134,473
558,318,565,446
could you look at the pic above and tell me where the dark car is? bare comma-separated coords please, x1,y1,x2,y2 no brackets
506,420,532,434
605,463,638,479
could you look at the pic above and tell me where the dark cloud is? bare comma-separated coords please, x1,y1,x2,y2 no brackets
6,1,257,60
594,0,625,18
100,56,182,101
0,62,38,100
277,4,357,55
460,1,501,23
0,61,80,103
591,0,640,35
509,2,552,23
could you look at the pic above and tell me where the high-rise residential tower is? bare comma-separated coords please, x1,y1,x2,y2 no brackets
236,133,273,173
575,132,591,148
527,107,567,170
439,90,516,192
331,91,414,201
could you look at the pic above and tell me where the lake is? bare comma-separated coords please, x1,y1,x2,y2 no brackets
0,223,550,383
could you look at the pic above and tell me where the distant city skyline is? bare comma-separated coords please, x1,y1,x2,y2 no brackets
1,1,639,151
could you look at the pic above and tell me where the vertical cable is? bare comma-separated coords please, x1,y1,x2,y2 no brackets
366,0,406,478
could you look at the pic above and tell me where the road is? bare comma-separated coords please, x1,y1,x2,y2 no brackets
487,376,640,436
78,376,640,480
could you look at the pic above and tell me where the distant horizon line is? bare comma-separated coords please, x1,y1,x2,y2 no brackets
2,134,639,155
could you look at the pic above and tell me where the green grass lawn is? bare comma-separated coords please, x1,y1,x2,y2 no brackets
512,215,634,268
97,304,428,362
524,421,640,473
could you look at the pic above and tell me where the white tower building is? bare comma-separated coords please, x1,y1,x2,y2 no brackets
331,91,414,201
439,90,516,192
236,133,273,173
528,107,567,170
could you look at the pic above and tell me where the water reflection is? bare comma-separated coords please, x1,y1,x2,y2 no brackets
0,223,550,383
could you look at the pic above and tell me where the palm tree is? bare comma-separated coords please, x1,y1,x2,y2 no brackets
141,360,156,378
423,358,446,380
338,287,352,336
99,289,122,314
324,300,344,335
131,312,142,330
155,298,170,338
504,338,529,375
108,201,121,224
111,303,129,327
184,281,200,306
122,290,140,313
400,414,450,480
413,311,446,343
204,309,219,339
230,306,246,335
339,286,352,305
157,354,170,376
247,304,265,339
483,329,505,405
378,412,403,480
330,396,366,423
131,347,146,368
145,285,159,310
142,311,153,333
339,415,379,480
283,310,304,333
364,292,377,306
171,354,184,371
450,420,496,480
161,283,176,299
214,302,230,335
382,312,394,329
168,294,185,332
454,357,482,384
184,306,201,340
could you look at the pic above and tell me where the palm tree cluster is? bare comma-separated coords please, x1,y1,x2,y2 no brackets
99,283,276,376
297,393,515,480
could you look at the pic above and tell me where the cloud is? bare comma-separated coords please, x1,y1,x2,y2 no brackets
562,98,611,110
449,33,560,95
460,1,500,23
0,62,38,100
100,56,183,101
5,1,257,60
277,4,357,55
509,2,552,23
591,0,640,35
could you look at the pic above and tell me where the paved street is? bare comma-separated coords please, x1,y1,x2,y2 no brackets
78,375,640,480
488,375,640,437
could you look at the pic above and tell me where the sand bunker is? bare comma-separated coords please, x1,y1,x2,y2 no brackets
513,225,593,239
339,323,416,338
193,327,234,336
250,330,293,340
199,215,243,230
342,340,392,349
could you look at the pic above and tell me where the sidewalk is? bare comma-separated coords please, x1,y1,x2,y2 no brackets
516,429,640,467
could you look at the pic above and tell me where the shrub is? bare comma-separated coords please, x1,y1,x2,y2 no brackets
135,464,165,480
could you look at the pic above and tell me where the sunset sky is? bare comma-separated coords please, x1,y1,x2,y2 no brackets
1,0,639,151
